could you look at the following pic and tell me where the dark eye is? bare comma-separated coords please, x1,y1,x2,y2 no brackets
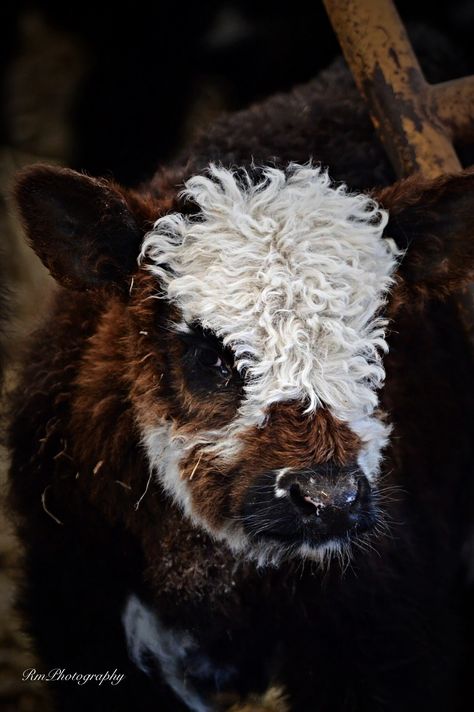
191,344,233,382
195,345,224,370
178,325,237,387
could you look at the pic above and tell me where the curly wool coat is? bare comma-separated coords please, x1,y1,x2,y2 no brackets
7,50,474,712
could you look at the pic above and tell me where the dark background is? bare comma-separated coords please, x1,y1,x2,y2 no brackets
1,0,474,187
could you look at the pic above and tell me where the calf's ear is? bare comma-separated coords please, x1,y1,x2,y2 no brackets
378,168,474,303
14,164,147,292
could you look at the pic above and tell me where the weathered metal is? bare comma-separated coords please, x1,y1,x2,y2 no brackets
323,0,474,179
323,0,474,341
430,78,474,144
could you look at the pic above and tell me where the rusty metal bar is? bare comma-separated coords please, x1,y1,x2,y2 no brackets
323,0,474,342
430,77,474,144
322,0,471,178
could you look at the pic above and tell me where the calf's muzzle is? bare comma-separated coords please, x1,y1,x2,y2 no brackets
241,464,376,548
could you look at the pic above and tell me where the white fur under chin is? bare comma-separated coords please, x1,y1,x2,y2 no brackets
241,536,354,569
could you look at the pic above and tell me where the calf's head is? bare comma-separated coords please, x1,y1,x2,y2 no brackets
15,163,474,564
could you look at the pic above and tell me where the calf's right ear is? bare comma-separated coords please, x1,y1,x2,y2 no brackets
14,164,148,293
378,168,474,304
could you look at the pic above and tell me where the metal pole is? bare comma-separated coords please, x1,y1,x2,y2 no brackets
323,0,467,178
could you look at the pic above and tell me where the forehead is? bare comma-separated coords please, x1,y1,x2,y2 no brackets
140,164,398,423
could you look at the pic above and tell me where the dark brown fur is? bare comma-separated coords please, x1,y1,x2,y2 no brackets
7,52,474,712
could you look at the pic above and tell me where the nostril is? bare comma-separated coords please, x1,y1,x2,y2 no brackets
354,475,371,505
289,483,325,516
339,477,371,514
287,475,372,520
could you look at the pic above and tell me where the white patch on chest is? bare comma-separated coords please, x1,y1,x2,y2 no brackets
123,594,212,712
140,164,400,478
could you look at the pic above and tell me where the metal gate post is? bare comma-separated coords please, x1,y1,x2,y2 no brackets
323,0,474,179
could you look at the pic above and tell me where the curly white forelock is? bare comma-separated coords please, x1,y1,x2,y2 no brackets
140,163,400,478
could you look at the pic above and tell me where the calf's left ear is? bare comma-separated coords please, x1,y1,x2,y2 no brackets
14,164,149,292
378,168,474,303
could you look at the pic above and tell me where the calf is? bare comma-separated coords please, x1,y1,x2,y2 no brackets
7,56,474,712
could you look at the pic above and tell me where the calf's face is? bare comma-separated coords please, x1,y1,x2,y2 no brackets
132,165,396,563
15,163,474,565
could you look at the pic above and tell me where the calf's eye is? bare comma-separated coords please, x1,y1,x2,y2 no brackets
192,344,231,378
177,326,237,387
195,345,222,369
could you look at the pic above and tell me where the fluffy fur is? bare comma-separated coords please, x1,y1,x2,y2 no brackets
7,43,474,712
141,164,399,478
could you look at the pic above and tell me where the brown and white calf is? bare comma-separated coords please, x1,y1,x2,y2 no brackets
7,58,474,712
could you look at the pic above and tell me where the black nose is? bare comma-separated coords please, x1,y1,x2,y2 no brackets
240,464,375,547
280,469,373,537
